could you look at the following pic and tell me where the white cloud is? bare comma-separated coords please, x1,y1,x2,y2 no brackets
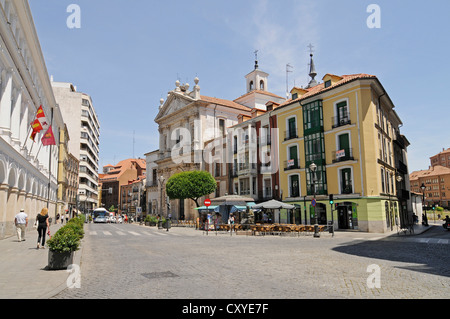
248,0,321,96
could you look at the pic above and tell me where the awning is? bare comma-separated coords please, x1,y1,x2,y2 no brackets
195,206,218,210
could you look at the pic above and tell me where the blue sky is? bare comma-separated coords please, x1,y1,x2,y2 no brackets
29,0,450,173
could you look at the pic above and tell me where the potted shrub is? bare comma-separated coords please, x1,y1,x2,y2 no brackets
46,216,84,270
144,215,158,226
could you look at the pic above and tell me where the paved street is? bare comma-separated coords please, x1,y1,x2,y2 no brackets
50,223,450,299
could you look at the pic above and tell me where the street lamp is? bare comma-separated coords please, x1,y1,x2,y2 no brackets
309,162,320,238
420,182,428,226
159,175,165,217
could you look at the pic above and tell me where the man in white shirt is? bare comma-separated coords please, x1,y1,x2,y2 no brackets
14,209,28,242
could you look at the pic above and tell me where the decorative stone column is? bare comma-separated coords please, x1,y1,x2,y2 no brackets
5,187,19,238
0,184,9,239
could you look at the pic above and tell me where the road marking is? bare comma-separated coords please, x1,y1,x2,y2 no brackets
89,231,97,236
128,231,141,236
438,239,449,244
141,232,154,236
103,231,112,236
153,231,168,236
116,231,126,236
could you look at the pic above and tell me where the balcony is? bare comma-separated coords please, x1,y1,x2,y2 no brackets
340,183,353,195
332,115,351,129
284,129,298,141
332,148,354,163
396,160,408,175
284,159,300,171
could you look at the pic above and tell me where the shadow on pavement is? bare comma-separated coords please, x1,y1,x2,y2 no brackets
332,233,450,278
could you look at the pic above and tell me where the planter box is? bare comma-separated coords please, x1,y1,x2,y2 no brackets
47,250,74,270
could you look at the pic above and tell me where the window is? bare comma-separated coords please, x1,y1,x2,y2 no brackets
292,93,298,100
340,168,353,194
303,100,323,132
335,101,350,127
324,80,331,88
286,145,299,170
289,175,300,197
305,133,325,163
219,119,225,137
285,117,297,140
381,168,386,193
249,81,254,91
260,80,265,90
306,164,327,195
215,163,221,177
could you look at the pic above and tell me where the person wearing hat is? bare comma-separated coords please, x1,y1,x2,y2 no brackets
14,209,28,242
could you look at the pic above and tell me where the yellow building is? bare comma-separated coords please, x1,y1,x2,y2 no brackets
57,124,70,218
274,59,410,233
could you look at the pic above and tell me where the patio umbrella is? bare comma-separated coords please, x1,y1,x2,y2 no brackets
252,199,295,210
210,194,255,206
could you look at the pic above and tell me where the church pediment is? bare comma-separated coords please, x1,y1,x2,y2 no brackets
155,92,195,122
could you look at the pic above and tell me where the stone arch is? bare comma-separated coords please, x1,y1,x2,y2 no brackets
17,170,25,191
0,156,7,184
7,163,17,188
26,175,32,193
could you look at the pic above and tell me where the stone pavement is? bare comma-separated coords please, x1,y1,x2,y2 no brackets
0,222,433,299
0,223,82,299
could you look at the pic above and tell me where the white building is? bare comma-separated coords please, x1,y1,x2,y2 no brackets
144,149,159,216
51,81,100,213
152,60,284,221
0,0,64,239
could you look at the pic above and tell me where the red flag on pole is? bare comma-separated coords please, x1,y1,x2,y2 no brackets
41,125,56,146
29,106,49,142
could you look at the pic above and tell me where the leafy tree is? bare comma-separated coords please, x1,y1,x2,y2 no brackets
166,170,217,207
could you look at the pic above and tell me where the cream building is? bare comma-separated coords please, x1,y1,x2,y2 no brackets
0,0,64,238
51,81,100,214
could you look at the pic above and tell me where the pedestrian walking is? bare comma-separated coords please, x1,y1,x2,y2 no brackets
36,208,50,249
14,209,28,242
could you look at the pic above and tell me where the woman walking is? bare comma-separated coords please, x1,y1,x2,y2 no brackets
36,208,49,249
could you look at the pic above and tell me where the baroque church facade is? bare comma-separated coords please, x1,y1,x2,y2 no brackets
148,61,285,220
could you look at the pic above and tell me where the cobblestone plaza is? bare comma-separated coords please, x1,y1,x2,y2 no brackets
52,223,450,299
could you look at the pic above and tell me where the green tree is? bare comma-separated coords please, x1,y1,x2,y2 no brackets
166,170,217,207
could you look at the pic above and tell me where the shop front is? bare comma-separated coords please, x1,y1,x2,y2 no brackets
336,202,358,230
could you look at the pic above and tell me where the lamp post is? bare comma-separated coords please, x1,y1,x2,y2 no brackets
420,182,428,226
309,163,320,238
159,175,165,217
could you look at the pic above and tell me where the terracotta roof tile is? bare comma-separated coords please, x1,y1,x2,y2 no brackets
200,95,252,112
234,90,284,102
410,165,450,179
278,73,377,108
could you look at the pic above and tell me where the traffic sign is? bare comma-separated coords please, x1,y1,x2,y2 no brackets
204,199,211,207
312,199,316,207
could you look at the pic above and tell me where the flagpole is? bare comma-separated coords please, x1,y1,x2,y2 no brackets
21,105,41,150
28,138,36,156
34,141,43,159
21,125,33,151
